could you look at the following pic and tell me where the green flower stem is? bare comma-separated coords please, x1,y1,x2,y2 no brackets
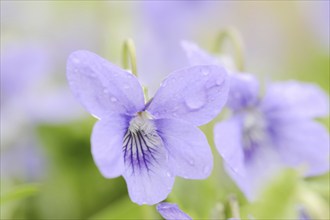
122,38,138,76
229,194,241,219
214,27,245,71
122,38,150,102
143,86,149,103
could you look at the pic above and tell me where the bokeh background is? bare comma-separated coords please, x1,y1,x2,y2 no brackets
1,1,329,219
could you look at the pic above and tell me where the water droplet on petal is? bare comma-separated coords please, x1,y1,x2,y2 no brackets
72,57,80,64
189,159,195,165
185,92,206,110
160,81,167,88
166,171,172,177
216,79,223,85
103,89,109,94
123,84,130,89
201,68,209,76
110,97,117,102
203,166,210,174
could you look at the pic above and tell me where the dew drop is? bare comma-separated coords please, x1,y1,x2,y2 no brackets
189,159,195,165
110,97,117,102
201,68,209,76
160,81,167,88
216,79,223,85
203,166,210,174
123,84,130,89
185,92,206,110
166,171,172,177
103,89,109,94
72,57,80,64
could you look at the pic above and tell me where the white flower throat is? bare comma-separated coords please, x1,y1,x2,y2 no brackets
242,108,267,153
123,111,162,174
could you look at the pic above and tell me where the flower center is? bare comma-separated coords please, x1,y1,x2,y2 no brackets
242,108,267,160
122,111,162,174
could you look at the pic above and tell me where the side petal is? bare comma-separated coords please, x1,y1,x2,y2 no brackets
227,74,260,111
91,115,129,178
156,118,213,179
273,119,330,176
67,50,145,119
157,202,192,220
147,65,229,126
261,81,329,119
122,140,174,205
213,116,246,176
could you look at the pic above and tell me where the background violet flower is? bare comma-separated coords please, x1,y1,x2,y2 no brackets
66,50,229,205
214,77,330,200
182,41,330,200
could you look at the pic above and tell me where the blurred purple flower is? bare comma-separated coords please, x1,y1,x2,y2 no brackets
215,76,329,201
156,202,192,220
137,2,217,95
298,206,311,220
67,50,229,205
183,42,330,200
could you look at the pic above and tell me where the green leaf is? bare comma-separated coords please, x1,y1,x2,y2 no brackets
88,196,159,220
1,183,40,205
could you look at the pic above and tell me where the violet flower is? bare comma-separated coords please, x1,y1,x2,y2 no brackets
182,41,330,200
157,202,192,220
66,50,229,205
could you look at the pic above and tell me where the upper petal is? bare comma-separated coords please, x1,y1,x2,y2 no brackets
122,136,174,205
181,40,219,65
66,50,145,119
147,65,230,126
91,114,129,178
271,119,330,176
156,118,213,179
227,74,260,111
213,116,246,176
261,81,329,119
156,202,192,220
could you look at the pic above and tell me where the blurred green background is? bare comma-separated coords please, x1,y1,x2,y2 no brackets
1,1,329,219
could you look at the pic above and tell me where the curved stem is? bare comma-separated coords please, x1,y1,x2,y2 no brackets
122,38,138,76
214,27,245,71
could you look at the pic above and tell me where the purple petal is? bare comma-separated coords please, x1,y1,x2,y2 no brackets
147,65,229,126
91,115,129,178
66,50,145,119
272,119,330,176
156,118,213,179
122,139,174,205
298,206,311,220
227,74,260,111
224,146,283,201
181,40,219,65
214,116,246,176
157,202,192,220
261,81,329,119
